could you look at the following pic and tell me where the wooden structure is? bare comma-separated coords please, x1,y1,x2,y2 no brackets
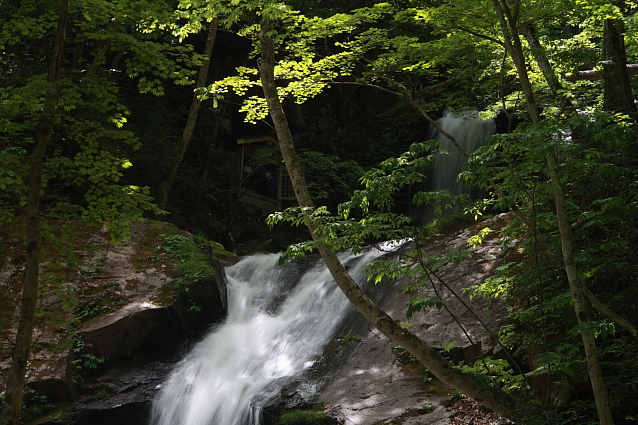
236,135,296,212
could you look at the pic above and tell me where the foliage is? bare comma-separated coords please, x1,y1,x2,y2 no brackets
1,0,637,422
0,0,191,244
252,1,638,421
468,108,638,415
268,140,474,259
155,233,219,297
74,293,127,323
20,387,54,420
393,344,418,364
155,235,197,258
176,260,217,289
248,145,364,202
79,250,106,279
420,404,435,414
456,357,526,393
71,336,107,384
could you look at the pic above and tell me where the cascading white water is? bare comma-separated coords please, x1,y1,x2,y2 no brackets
430,110,495,196
150,248,387,425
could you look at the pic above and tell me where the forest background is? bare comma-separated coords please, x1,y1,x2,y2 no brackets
1,0,637,424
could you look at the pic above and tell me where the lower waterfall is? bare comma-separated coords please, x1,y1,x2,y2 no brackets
150,248,388,425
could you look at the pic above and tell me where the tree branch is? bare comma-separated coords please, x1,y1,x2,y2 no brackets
376,76,459,118
417,22,504,47
582,286,638,337
564,64,638,82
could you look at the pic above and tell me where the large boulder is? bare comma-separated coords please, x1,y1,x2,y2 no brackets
26,353,74,402
78,303,178,360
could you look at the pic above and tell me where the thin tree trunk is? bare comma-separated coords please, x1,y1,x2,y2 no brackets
258,16,518,418
521,21,637,338
545,152,615,425
0,1,68,424
492,2,615,423
157,18,218,209
194,114,222,210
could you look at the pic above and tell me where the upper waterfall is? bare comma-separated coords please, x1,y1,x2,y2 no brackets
429,110,495,197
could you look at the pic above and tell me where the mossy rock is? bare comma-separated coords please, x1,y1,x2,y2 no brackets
209,241,238,262
139,220,189,247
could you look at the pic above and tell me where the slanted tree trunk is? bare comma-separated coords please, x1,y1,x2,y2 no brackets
492,1,615,424
0,1,69,424
157,18,218,209
258,16,518,419
520,23,564,97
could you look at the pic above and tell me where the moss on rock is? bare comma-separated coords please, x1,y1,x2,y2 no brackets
279,409,326,425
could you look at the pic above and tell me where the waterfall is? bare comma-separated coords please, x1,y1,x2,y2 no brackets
150,248,388,425
430,110,495,197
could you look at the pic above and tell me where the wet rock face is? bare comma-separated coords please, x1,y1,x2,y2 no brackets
74,362,173,425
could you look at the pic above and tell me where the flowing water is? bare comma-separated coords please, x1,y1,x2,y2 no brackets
430,110,495,196
150,248,389,425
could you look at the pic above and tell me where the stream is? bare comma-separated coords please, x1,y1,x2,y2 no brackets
149,111,495,425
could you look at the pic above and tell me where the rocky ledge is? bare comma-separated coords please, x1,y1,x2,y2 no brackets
0,220,233,424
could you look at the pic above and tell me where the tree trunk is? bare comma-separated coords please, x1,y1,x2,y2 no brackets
258,16,517,419
492,2,615,424
157,18,219,209
545,153,615,425
0,1,68,424
603,13,637,119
